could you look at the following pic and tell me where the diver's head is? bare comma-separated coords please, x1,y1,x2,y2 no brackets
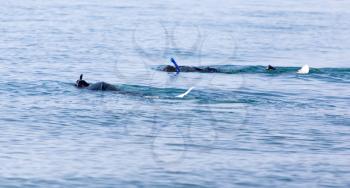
75,74,90,88
163,65,176,72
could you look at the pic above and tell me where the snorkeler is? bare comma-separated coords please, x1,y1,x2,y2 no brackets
161,58,218,73
161,65,218,73
75,74,194,98
75,74,118,91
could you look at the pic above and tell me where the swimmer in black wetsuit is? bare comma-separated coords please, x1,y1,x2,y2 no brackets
161,65,218,73
162,64,278,73
75,74,118,91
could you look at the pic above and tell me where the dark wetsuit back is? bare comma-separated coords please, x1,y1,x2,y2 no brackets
161,65,218,73
87,82,118,91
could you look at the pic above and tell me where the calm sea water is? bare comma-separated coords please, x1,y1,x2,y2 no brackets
0,0,350,187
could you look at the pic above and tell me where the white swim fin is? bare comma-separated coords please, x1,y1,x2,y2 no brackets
176,87,194,98
297,64,310,74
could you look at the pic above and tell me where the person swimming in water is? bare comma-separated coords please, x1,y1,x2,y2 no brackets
160,58,279,74
75,74,118,91
161,65,218,73
162,64,278,73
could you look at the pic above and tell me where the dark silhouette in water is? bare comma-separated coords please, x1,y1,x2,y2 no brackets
75,74,90,88
161,65,279,73
75,74,118,91
161,65,218,73
161,58,278,73
266,65,276,71
162,58,218,73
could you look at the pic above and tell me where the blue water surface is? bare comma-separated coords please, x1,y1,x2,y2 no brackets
0,0,350,187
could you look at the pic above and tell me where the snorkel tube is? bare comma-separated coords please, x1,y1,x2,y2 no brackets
170,58,180,74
